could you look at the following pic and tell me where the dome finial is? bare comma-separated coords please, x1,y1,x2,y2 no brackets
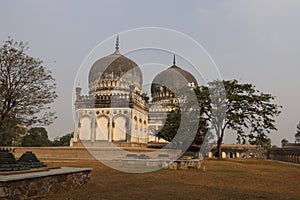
173,54,176,65
115,35,119,51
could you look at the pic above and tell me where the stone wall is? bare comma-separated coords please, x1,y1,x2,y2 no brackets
207,144,263,159
0,168,91,199
9,147,160,161
268,148,300,164
12,147,95,160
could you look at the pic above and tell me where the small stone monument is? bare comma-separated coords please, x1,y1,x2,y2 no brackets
0,149,29,171
17,151,47,169
0,149,91,199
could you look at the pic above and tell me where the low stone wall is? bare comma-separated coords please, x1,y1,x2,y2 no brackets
207,144,263,159
72,141,148,148
12,147,95,160
7,147,179,161
268,148,300,164
0,167,91,199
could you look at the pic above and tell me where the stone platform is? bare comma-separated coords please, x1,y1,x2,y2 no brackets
11,146,181,161
0,167,91,199
163,159,203,170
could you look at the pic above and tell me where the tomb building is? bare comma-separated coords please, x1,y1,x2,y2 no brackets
73,36,149,144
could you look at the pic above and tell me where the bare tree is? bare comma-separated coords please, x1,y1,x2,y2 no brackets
0,38,57,145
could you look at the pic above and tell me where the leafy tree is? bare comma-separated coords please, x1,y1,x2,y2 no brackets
295,122,300,143
22,127,51,147
156,87,209,147
0,38,57,144
51,132,73,146
249,135,272,149
157,109,181,142
199,80,281,159
0,118,27,146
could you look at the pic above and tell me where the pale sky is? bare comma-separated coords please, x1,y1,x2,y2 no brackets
1,0,300,145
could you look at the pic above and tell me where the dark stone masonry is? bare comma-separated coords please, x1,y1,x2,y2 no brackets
0,167,91,199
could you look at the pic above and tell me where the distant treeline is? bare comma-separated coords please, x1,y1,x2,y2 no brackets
0,127,73,147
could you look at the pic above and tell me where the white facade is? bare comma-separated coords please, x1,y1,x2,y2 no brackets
74,107,148,143
73,38,149,145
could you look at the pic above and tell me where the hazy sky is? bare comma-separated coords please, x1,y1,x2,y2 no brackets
1,0,300,145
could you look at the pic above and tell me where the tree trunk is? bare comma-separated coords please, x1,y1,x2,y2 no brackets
217,130,225,159
217,137,222,159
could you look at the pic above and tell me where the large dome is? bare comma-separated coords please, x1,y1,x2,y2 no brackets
88,38,142,94
88,52,142,84
151,56,197,101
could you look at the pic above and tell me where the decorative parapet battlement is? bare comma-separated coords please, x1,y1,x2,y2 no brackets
75,91,149,111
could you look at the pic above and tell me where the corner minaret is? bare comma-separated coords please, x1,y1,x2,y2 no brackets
75,83,82,100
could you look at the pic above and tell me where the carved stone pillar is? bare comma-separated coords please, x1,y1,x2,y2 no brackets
108,116,113,142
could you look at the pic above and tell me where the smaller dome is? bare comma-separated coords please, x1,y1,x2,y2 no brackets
281,138,288,143
151,56,198,101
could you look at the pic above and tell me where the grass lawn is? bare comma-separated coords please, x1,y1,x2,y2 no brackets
44,159,300,200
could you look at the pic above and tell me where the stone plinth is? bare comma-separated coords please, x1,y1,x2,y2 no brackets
0,167,91,199
8,147,181,161
163,159,203,170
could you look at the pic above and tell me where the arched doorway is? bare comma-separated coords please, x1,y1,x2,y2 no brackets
113,115,127,141
79,116,91,140
96,116,109,140
214,151,219,158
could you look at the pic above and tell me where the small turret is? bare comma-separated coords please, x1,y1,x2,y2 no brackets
281,138,289,147
76,86,82,100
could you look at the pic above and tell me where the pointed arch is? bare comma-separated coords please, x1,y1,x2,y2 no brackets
96,114,110,140
79,116,91,140
113,114,128,141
